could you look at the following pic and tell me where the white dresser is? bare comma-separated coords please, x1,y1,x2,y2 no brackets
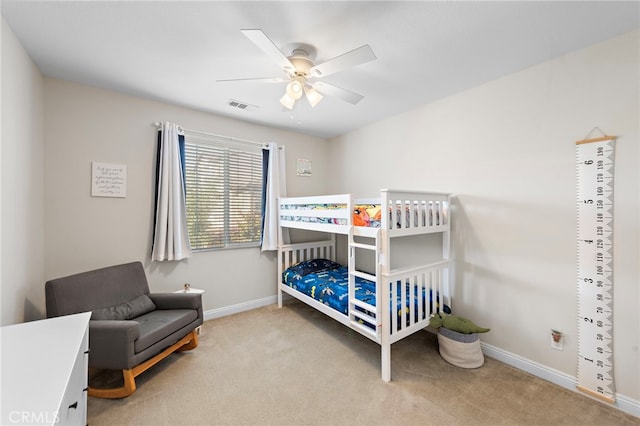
1,312,91,426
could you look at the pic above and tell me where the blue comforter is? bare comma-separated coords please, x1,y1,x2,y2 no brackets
282,259,450,322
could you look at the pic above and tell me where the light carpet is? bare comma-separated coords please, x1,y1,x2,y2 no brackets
88,301,638,426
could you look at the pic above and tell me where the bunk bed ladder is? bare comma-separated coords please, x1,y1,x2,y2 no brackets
348,227,380,340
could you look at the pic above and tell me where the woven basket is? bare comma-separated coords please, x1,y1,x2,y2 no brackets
437,327,484,368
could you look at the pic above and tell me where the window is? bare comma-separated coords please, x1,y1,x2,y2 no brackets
183,137,263,250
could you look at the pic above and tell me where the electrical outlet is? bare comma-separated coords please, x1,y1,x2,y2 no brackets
551,333,563,351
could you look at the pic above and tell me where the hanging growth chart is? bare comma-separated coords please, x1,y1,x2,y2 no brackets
575,135,616,403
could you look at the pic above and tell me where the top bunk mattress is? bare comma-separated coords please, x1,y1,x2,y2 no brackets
279,190,450,235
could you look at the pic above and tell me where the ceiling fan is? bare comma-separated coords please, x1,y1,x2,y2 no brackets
217,29,377,109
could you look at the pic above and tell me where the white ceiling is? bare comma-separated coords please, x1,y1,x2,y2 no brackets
2,1,638,139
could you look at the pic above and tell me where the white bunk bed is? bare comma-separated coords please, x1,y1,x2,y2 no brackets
277,189,452,382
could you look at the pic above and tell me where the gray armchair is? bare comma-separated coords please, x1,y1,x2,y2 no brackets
45,261,203,398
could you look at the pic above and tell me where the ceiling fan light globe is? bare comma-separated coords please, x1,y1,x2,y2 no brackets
286,79,304,100
304,86,323,108
280,93,295,110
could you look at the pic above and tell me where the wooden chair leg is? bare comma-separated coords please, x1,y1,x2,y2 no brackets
88,369,136,399
177,329,199,351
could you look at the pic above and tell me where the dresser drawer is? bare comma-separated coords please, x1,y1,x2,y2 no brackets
57,326,89,425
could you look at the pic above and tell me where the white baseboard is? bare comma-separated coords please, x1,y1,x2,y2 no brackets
203,295,277,321
481,342,640,419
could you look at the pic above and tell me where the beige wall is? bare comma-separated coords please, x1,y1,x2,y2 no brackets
1,18,45,325
43,79,329,313
328,31,639,401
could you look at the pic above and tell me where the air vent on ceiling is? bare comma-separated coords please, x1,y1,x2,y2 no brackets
227,99,258,112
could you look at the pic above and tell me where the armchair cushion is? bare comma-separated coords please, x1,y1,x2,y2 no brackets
91,294,157,321
134,309,198,353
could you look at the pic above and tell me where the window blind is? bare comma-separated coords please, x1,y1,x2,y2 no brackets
183,138,263,250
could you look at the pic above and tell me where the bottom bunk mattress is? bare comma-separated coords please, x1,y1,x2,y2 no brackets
282,259,450,326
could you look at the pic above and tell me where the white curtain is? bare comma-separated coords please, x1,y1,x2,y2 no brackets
152,122,192,261
261,142,289,251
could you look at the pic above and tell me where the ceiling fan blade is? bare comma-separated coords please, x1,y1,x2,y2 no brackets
311,81,364,105
309,45,376,78
240,29,295,74
216,76,286,83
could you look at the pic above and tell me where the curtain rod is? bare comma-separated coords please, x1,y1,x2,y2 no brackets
153,122,282,149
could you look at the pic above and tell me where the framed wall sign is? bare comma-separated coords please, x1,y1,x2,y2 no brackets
91,162,127,197
296,158,312,177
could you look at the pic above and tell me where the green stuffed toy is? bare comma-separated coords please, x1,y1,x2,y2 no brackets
429,313,490,334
